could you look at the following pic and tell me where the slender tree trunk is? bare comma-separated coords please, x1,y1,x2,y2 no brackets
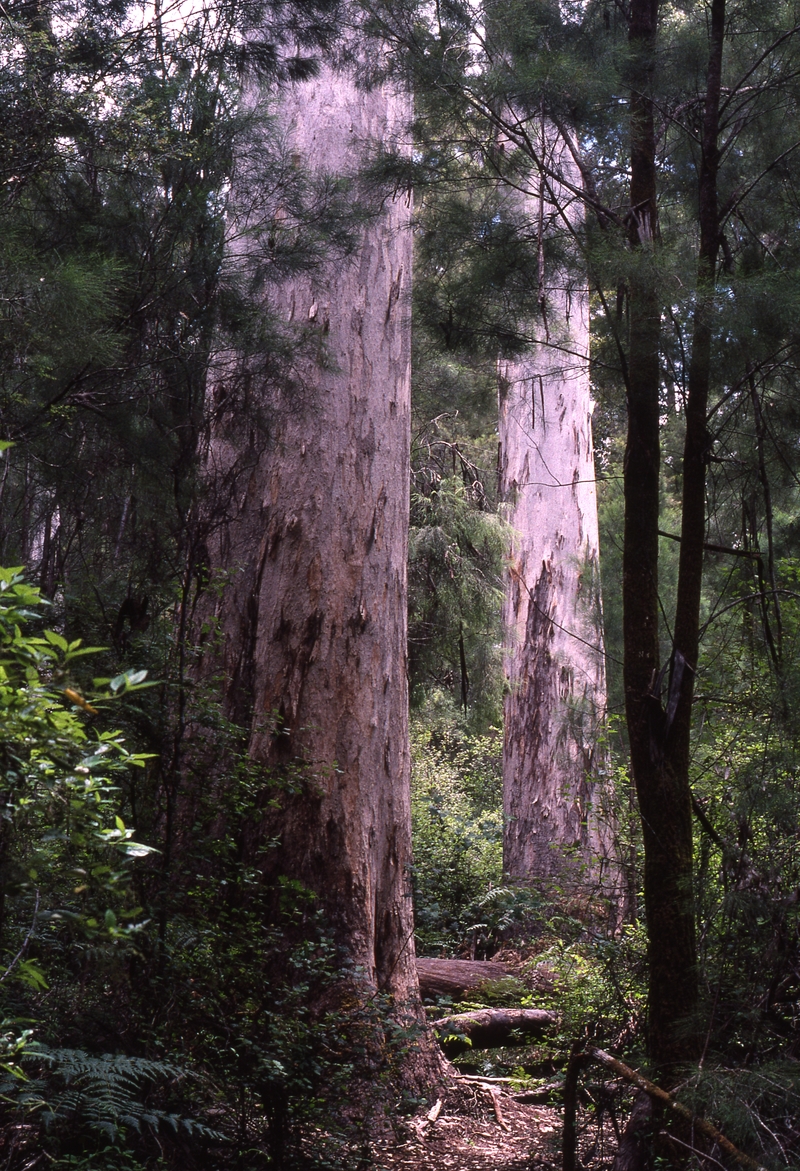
655,0,725,1065
622,0,725,1073
622,0,699,1076
498,131,612,891
201,55,442,1087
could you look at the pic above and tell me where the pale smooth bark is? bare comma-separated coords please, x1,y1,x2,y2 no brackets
201,58,438,1077
498,137,611,885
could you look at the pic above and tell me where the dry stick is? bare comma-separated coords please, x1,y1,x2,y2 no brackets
456,1074,515,1084
587,1048,768,1171
0,889,40,985
426,1098,443,1124
488,1086,509,1131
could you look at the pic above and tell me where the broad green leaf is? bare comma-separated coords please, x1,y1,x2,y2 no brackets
43,630,68,652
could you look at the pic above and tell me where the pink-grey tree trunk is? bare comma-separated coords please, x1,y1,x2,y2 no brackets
201,56,440,1080
499,136,613,888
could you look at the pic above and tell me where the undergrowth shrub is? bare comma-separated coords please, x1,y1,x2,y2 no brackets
0,572,387,1170
410,712,505,956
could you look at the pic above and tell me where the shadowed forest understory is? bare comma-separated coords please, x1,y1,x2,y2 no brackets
1,0,800,1167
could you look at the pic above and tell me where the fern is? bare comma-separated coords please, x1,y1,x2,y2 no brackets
5,1047,226,1143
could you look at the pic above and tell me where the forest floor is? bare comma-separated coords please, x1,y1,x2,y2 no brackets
372,1080,592,1171
370,950,624,1170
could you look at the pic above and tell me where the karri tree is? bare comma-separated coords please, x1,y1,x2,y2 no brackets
496,130,611,891
200,28,442,1084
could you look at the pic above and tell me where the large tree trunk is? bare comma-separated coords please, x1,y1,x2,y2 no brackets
201,54,441,1086
498,132,611,889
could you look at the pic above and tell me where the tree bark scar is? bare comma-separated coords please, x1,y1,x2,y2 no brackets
227,534,270,728
348,598,369,633
265,607,325,745
385,265,403,324
365,487,387,553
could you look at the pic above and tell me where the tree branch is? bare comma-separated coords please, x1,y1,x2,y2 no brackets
0,890,40,986
587,1047,768,1171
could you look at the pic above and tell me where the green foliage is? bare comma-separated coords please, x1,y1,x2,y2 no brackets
0,589,385,1166
136,810,400,1169
409,345,508,724
7,1048,219,1143
675,1062,800,1171
534,926,648,1049
0,567,153,965
408,477,507,723
410,714,507,956
52,1148,151,1171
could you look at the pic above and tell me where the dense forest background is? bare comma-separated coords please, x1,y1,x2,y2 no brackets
1,0,800,1167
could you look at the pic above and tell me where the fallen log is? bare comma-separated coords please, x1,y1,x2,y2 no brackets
433,1007,557,1057
588,1048,768,1171
416,958,512,1001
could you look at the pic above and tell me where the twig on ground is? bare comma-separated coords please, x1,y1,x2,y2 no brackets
488,1085,509,1131
456,1074,516,1084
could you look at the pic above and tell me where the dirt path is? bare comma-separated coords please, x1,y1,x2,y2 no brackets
374,1083,562,1171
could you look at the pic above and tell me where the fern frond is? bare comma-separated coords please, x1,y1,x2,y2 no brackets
17,1047,227,1143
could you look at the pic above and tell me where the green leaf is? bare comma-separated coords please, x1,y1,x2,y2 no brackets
109,668,152,693
16,960,48,991
43,630,68,652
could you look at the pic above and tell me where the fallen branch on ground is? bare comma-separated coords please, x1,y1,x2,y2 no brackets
433,1007,557,1057
456,1074,516,1084
587,1047,768,1171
